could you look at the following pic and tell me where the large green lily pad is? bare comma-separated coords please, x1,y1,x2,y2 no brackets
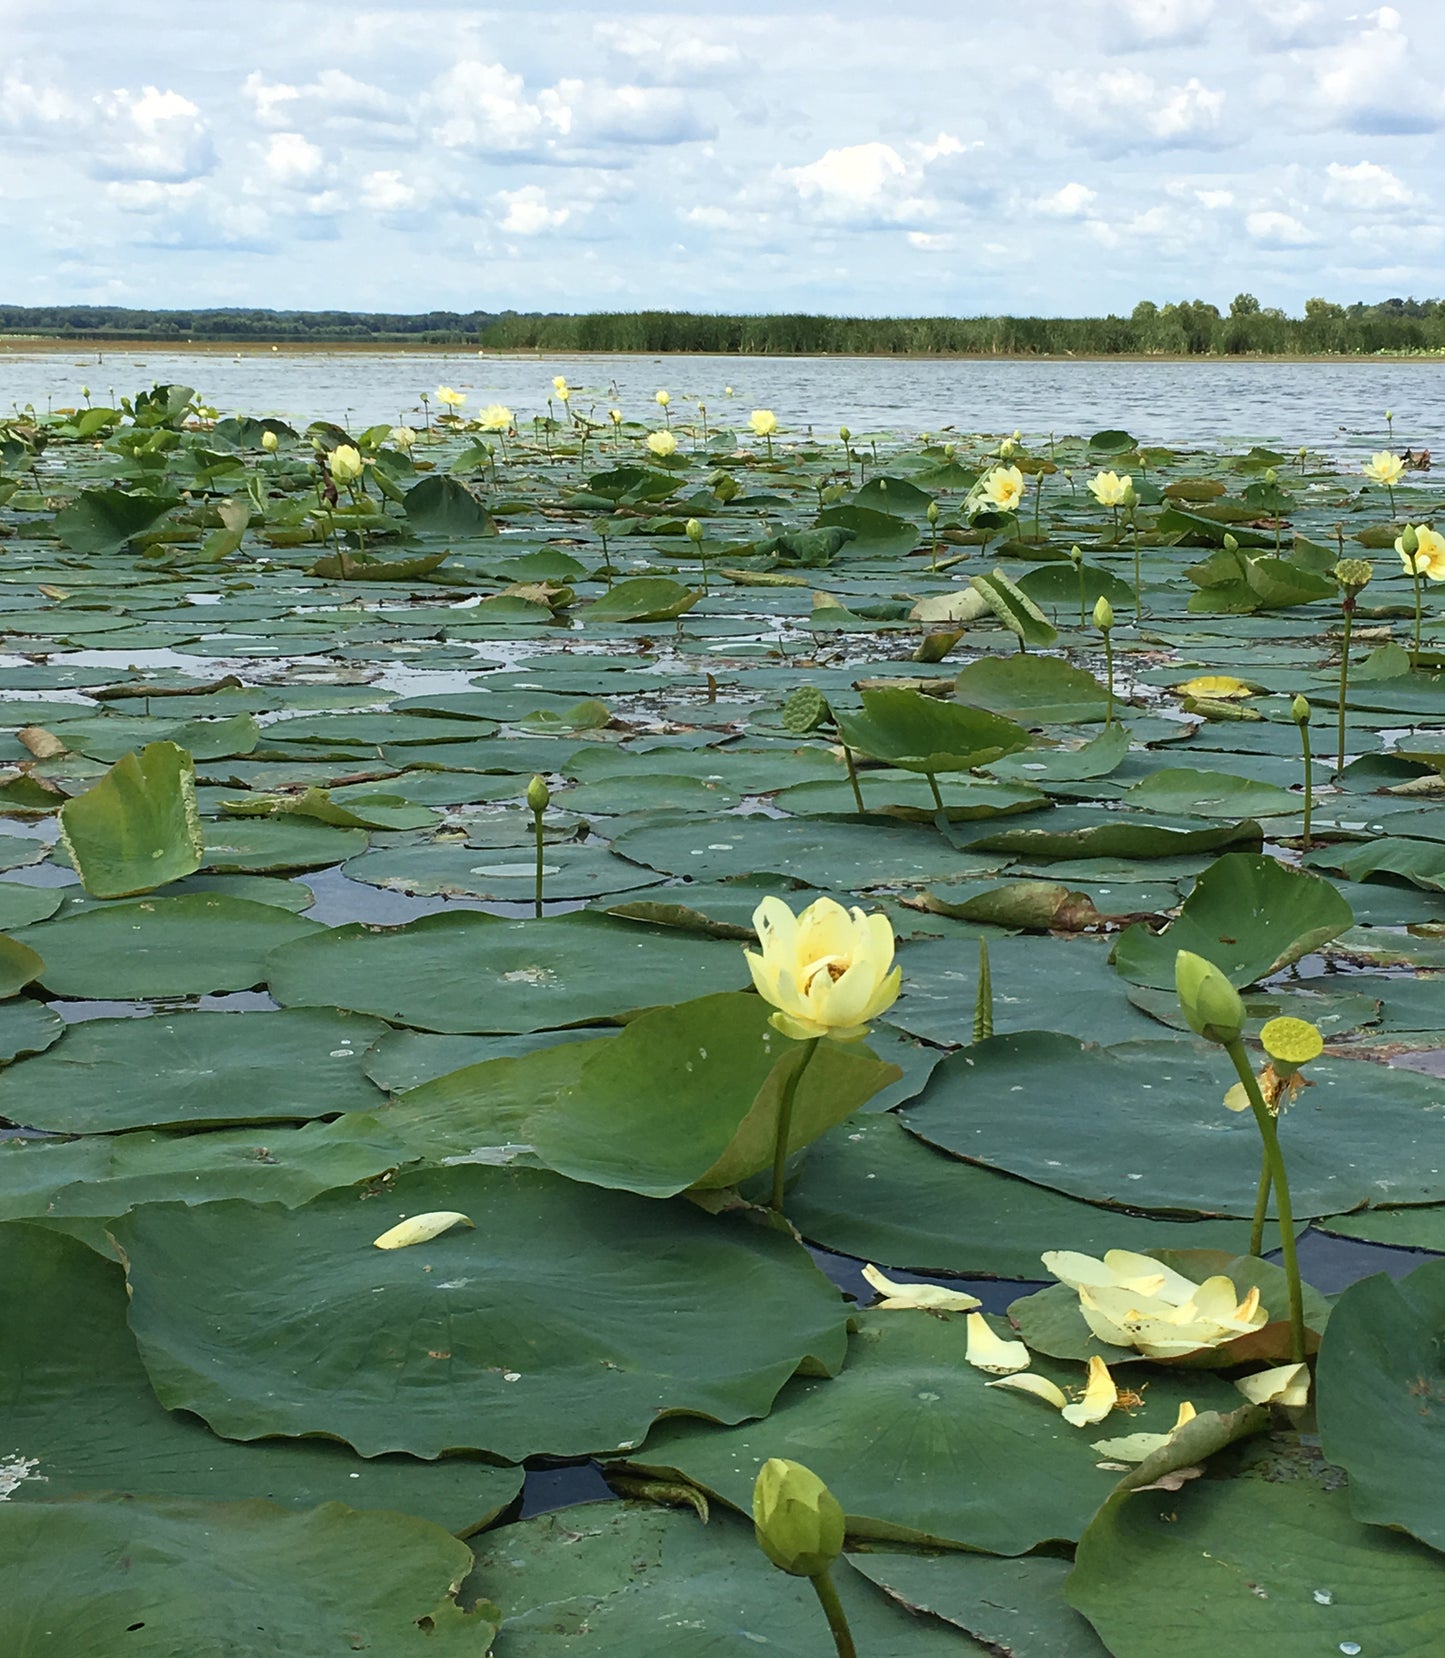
266,910,750,1033
1317,1259,1445,1551
0,1008,388,1133
0,1493,500,1655
12,895,321,999
616,1309,1237,1554
954,655,1109,724
342,841,666,902
56,742,203,899
0,1224,518,1529
835,686,1032,773
900,1032,1445,1217
112,1163,848,1461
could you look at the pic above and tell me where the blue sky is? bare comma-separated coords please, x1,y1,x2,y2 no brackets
2,0,1442,315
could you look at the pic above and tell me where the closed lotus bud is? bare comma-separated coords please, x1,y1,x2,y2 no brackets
391,426,417,450
1093,596,1114,632
839,426,851,443
1264,467,1278,485
685,517,704,543
261,430,279,452
526,775,550,816
609,408,622,425
1175,950,1246,1046
1290,693,1311,725
655,389,670,406
1400,524,1419,557
752,1458,845,1578
944,443,956,461
1121,476,1139,507
1223,533,1239,553
330,445,363,484
1069,544,1083,566
80,384,90,398
927,501,940,525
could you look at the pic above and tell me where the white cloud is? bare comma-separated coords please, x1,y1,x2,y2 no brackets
1244,209,1317,247
780,136,967,230
241,68,407,130
547,80,713,146
593,21,744,84
1107,0,1215,44
906,231,951,251
429,60,568,153
1035,182,1097,218
496,184,570,236
1194,187,1235,210
0,69,77,134
262,132,324,187
1323,160,1414,211
1050,68,1225,149
1296,6,1438,133
90,85,215,182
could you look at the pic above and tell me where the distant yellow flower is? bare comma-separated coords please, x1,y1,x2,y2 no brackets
556,385,571,404
749,408,778,437
477,404,513,432
329,444,364,484
1398,523,1445,581
552,375,569,393
655,389,670,407
1089,470,1132,508
260,430,279,453
646,429,677,458
1175,675,1254,699
608,407,623,425
999,436,1020,458
1363,450,1405,488
390,426,417,450
980,464,1025,512
745,894,900,1042
435,385,466,410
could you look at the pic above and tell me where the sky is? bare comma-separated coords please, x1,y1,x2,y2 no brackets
1,0,1442,317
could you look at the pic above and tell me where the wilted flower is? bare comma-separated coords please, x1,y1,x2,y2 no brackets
750,408,779,437
1089,470,1133,508
329,445,364,484
1042,1249,1269,1359
435,385,466,410
963,1311,1031,1374
979,465,1025,512
646,429,677,458
745,895,900,1042
752,1459,845,1578
861,1264,981,1312
1363,450,1405,488
477,404,513,432
1397,523,1445,581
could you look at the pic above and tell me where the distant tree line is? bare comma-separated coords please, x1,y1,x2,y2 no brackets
4,297,1445,354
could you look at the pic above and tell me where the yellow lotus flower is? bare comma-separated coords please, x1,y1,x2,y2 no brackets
1397,523,1445,581
964,1311,1031,1374
260,430,279,453
1044,1249,1270,1359
390,426,417,450
372,1211,473,1250
553,374,569,393
1363,450,1405,487
478,404,513,432
999,436,1020,458
745,895,900,1042
655,389,670,407
435,385,466,410
1093,1400,1196,1462
608,407,623,425
646,429,677,458
329,444,364,484
1089,470,1132,508
1061,1355,1118,1427
749,408,778,437
861,1264,981,1312
979,464,1025,512
1176,675,1254,699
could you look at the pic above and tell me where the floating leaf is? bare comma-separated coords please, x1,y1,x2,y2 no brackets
56,741,203,898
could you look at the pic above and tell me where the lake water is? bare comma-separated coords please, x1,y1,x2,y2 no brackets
3,344,1442,459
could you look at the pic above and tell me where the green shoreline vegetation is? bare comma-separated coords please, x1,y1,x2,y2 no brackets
6,294,1445,354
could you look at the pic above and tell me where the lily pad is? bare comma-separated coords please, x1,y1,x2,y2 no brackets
112,1163,849,1460
342,842,666,902
56,741,204,899
954,656,1109,724
835,686,1032,773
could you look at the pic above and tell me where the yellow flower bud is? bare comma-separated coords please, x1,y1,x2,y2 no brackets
752,1459,845,1578
1175,950,1245,1046
1093,595,1114,632
926,501,940,524
655,389,670,406
526,775,550,816
260,430,279,453
1290,693,1311,725
330,445,363,484
839,426,851,442
685,517,704,543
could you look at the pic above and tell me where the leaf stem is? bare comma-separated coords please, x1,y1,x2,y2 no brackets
808,1568,858,1658
842,743,866,814
1224,1038,1305,1364
770,1037,820,1215
1335,600,1353,774
1298,716,1313,849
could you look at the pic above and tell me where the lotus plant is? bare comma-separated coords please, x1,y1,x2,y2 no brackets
1331,557,1373,772
1396,523,1445,663
526,774,550,917
746,896,901,1213
646,428,677,460
1363,448,1404,519
978,464,1025,514
1041,1249,1270,1359
1175,951,1307,1362
750,407,778,459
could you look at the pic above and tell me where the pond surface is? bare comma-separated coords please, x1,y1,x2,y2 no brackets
4,343,1443,458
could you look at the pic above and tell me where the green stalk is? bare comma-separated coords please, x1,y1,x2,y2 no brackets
532,808,546,919
1032,472,1043,541
1077,562,1087,627
770,1037,819,1214
1132,515,1143,617
1224,1039,1306,1364
1103,633,1115,725
808,1568,858,1658
1248,1153,1272,1259
926,770,945,815
1299,716,1313,849
1336,601,1353,773
1411,562,1424,663
842,743,865,813
974,938,993,1043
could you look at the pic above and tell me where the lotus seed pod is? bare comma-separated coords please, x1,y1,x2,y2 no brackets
1333,558,1373,593
752,1458,845,1578
1175,950,1246,1046
782,685,830,733
1259,1016,1324,1077
526,775,550,815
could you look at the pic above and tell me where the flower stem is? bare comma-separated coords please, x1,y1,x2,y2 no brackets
1103,633,1115,725
1224,1039,1306,1364
1132,515,1143,617
532,807,546,919
842,744,866,814
770,1037,820,1215
1248,1151,1272,1258
1336,600,1354,774
1298,716,1313,849
1411,562,1423,664
808,1568,858,1658
926,770,945,815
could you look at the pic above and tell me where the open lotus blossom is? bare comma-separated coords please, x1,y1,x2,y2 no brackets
1093,1400,1197,1462
1088,469,1133,507
329,444,364,484
435,385,466,410
477,404,513,431
1397,523,1445,580
646,429,677,458
979,464,1025,512
1042,1249,1270,1359
862,1264,981,1312
390,426,417,450
749,408,778,437
746,895,901,1042
553,375,569,393
655,389,670,407
963,1311,1031,1374
1363,450,1406,488
1234,1361,1310,1407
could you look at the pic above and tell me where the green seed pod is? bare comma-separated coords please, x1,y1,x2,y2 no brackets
752,1458,845,1578
1175,950,1246,1046
1333,558,1373,594
1400,524,1419,557
782,685,830,733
